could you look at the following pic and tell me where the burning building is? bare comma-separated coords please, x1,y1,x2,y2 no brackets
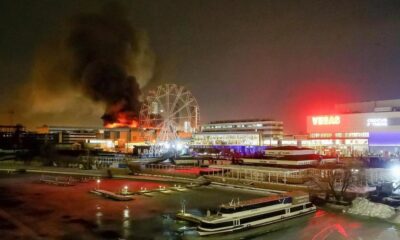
23,2,155,129
36,125,156,152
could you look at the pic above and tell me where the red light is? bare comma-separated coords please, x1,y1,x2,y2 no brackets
311,223,349,240
312,115,341,125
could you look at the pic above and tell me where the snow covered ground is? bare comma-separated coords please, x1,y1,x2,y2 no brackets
346,197,395,219
345,197,400,224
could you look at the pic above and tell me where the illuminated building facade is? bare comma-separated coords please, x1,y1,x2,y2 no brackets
306,99,400,157
191,119,283,155
37,126,99,145
201,119,283,142
192,132,262,146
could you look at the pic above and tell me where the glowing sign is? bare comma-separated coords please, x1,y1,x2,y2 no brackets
312,116,340,125
367,118,387,127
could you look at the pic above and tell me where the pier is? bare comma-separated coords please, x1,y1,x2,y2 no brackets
96,182,203,200
90,189,134,201
120,184,194,196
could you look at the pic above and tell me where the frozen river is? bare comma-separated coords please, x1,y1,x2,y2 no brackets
0,173,398,240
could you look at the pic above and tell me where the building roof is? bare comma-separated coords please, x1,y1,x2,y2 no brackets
220,191,307,209
40,125,135,132
194,131,261,135
220,195,283,209
335,98,400,114
208,118,280,124
267,146,313,151
43,125,102,130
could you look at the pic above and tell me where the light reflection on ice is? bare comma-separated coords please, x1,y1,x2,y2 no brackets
96,204,103,227
123,208,129,219
122,207,131,238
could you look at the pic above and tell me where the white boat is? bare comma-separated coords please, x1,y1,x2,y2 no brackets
197,191,316,236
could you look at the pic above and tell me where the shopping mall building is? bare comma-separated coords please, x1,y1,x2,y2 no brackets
191,99,400,157
190,118,283,155
305,99,400,157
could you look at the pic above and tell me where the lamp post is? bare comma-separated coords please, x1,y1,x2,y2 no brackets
96,179,101,190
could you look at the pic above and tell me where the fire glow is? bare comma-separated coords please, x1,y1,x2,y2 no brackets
104,112,138,128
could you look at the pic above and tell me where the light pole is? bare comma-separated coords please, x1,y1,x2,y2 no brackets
96,179,101,190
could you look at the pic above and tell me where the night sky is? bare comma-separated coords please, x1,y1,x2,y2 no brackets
1,0,400,133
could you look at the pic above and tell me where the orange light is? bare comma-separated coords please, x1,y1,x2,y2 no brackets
104,112,138,128
105,121,138,128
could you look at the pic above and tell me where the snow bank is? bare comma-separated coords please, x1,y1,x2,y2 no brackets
346,197,395,219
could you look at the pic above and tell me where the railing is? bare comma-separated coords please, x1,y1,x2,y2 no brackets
203,165,311,184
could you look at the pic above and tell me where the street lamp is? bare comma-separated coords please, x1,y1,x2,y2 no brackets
96,179,101,190
391,165,400,180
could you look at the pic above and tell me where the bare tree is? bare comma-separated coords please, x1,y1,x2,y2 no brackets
330,168,353,201
309,165,358,203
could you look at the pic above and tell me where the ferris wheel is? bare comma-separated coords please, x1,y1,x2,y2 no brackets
139,84,200,143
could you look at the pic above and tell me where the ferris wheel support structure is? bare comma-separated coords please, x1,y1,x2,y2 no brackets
139,84,200,155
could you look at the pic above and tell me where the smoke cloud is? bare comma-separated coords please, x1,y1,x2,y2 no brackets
21,3,155,127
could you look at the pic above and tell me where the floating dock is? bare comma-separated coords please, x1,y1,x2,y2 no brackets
185,183,202,189
90,189,134,201
113,182,202,198
170,186,188,192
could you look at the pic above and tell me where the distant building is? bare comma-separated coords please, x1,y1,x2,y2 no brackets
192,132,262,146
191,119,283,153
37,126,99,145
306,99,400,156
201,118,284,141
0,124,56,152
0,124,25,149
36,125,156,152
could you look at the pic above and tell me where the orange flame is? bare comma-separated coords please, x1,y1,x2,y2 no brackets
104,112,138,128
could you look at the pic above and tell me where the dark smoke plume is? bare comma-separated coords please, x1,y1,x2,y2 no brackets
67,4,143,125
20,3,155,128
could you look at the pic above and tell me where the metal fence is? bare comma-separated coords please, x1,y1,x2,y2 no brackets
205,165,311,184
204,165,398,186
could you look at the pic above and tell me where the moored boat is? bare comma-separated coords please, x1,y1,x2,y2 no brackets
197,191,316,236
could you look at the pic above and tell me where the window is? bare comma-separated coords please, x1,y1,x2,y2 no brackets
335,133,343,138
241,210,286,224
290,205,304,212
219,198,291,214
200,220,233,229
104,132,110,139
